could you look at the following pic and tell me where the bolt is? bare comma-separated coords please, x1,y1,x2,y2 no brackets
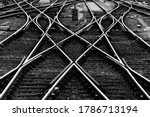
140,95,144,98
95,94,98,97
53,87,59,94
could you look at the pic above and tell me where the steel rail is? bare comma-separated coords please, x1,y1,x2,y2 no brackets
0,0,31,95
89,0,124,64
0,43,72,99
1,0,150,100
110,1,150,98
119,1,150,85
0,1,30,45
121,3,150,48
0,0,52,97
0,0,30,79
0,0,75,99
42,63,109,100
46,1,125,95
87,0,150,99
13,0,57,62
40,0,110,100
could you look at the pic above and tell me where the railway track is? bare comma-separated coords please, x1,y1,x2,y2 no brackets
107,22,150,80
94,0,117,12
101,14,114,31
77,48,149,100
2,47,70,100
132,3,150,15
0,4,41,18
0,21,42,77
59,35,88,61
111,4,129,19
37,14,49,31
48,22,71,43
44,4,62,20
0,70,17,94
95,36,118,60
18,2,41,19
131,73,150,96
0,3,18,13
78,22,102,44
86,0,106,19
120,1,131,8
46,66,105,100
124,9,150,45
0,0,150,100
0,14,27,42
122,59,150,96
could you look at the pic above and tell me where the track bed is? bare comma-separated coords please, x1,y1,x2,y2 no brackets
78,49,148,99
107,22,150,80
3,48,69,100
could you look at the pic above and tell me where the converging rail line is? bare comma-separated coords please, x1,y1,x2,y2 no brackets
0,0,150,100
